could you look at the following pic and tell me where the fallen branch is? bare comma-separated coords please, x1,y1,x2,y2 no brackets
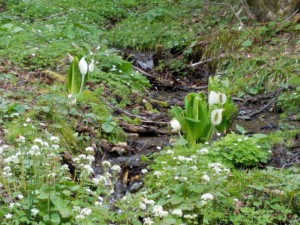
238,88,284,119
132,65,156,79
189,57,217,67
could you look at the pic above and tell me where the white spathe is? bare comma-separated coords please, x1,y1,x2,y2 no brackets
211,109,223,125
219,93,227,105
208,91,219,106
89,59,95,72
208,91,227,106
170,118,181,133
78,57,88,76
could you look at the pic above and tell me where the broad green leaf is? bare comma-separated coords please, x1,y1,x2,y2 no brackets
51,196,72,218
66,57,82,94
242,39,252,47
170,195,184,205
50,213,61,225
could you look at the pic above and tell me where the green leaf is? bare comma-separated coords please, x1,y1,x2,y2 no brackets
236,124,246,134
66,57,82,94
242,40,252,47
247,185,264,191
170,195,184,205
51,196,72,218
50,213,61,225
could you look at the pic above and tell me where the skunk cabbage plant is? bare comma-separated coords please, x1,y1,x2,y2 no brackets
66,55,94,95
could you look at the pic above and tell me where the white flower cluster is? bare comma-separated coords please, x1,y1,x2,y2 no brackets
142,198,155,206
74,207,92,220
173,155,193,163
184,214,198,219
154,171,162,178
92,175,110,186
208,162,230,175
73,153,95,175
143,217,154,225
31,208,39,217
172,209,183,217
200,193,214,206
111,165,121,173
152,205,169,218
197,148,209,154
201,174,210,182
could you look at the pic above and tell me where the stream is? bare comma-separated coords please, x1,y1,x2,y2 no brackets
92,50,300,201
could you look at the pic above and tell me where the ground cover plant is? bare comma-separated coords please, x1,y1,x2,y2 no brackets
0,0,299,224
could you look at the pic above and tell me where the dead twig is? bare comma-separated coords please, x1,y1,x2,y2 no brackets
239,88,284,118
132,65,156,79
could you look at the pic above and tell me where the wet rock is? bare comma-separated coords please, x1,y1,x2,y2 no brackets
111,146,127,156
128,182,143,193
110,155,143,168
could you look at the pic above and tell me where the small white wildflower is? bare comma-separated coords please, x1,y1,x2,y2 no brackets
5,213,12,219
31,208,39,216
50,136,59,143
81,208,92,216
52,144,59,150
94,201,102,206
143,198,155,205
61,164,69,171
157,146,161,150
268,150,272,154
17,194,24,200
111,165,121,173
200,200,207,206
42,141,49,147
26,118,31,123
86,188,92,193
86,155,95,163
2,166,13,177
72,206,81,212
102,160,111,167
140,202,147,210
257,145,261,148
17,136,26,143
197,148,209,154
83,164,94,174
172,209,183,217
216,132,222,136
23,123,28,127
202,174,210,182
152,205,169,218
48,173,56,178
85,147,94,152
141,169,148,174
154,171,161,178
31,145,39,151
201,193,214,201
143,217,154,225
34,138,43,144
166,149,174,155
191,166,198,171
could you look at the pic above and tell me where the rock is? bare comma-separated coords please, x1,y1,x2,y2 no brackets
111,146,127,156
128,182,143,193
